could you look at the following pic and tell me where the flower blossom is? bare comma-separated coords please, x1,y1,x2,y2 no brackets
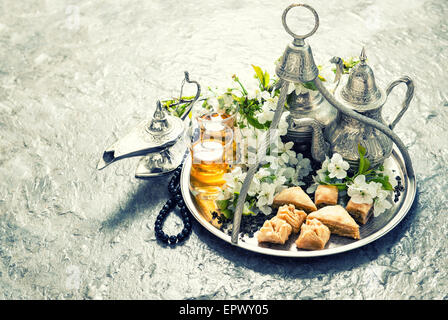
327,153,350,180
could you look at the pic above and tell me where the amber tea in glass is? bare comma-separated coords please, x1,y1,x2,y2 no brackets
188,116,234,200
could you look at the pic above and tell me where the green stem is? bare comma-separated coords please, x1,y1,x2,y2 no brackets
233,76,248,96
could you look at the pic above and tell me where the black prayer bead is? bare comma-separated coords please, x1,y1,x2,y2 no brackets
154,161,192,246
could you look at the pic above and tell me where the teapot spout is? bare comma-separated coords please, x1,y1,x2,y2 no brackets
96,117,183,170
292,118,329,162
329,56,344,93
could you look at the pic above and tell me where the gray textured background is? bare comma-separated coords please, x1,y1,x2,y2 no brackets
0,0,447,299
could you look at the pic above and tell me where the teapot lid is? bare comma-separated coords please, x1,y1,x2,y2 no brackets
147,100,173,134
337,48,386,111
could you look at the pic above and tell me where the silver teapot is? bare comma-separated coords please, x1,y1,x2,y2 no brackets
323,48,414,170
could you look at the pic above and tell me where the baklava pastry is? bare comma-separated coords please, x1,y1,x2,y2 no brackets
276,204,307,234
307,205,360,239
346,199,373,225
273,187,317,213
314,185,338,208
295,218,331,250
257,216,292,245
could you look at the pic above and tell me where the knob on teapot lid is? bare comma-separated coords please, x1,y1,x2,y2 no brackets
338,47,386,111
147,100,172,134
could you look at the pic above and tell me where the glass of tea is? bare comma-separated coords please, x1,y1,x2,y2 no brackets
198,109,242,164
187,113,234,200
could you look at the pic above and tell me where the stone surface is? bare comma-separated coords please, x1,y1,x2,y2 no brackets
0,0,447,300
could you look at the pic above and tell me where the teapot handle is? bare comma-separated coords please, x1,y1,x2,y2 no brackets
178,71,201,120
385,76,414,130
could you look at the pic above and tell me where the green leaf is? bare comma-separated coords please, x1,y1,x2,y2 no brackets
302,81,318,91
363,158,371,173
242,208,255,216
358,144,367,157
216,199,229,211
260,175,277,183
222,209,233,219
246,114,265,129
358,156,365,175
370,176,394,191
252,64,264,86
321,181,347,190
263,71,270,88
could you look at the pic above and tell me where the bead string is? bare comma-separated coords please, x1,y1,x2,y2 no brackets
154,161,192,246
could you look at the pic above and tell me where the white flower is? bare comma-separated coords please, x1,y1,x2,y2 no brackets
280,141,296,162
207,97,219,109
269,140,296,167
247,89,262,101
373,189,393,216
274,175,287,189
379,157,398,188
347,175,378,204
318,64,335,83
290,153,312,186
242,201,254,216
223,166,246,193
314,156,330,182
256,182,276,208
247,176,261,197
221,93,234,108
259,205,272,215
293,82,312,95
255,167,272,180
256,96,278,124
278,111,290,136
257,108,275,124
264,154,280,170
216,189,231,200
260,90,272,102
278,166,295,180
295,153,312,179
327,153,350,180
306,181,319,194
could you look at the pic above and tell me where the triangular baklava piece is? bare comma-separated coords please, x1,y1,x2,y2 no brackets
257,216,292,245
273,187,317,213
276,204,307,234
314,185,338,208
346,199,373,225
296,218,331,250
307,205,360,239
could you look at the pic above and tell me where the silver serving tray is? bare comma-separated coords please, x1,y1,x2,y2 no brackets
180,145,416,257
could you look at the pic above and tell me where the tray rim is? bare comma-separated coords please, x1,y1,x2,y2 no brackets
180,145,417,258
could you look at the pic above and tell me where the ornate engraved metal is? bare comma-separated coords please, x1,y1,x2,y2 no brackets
291,117,329,162
339,48,385,109
285,60,341,148
326,49,415,170
96,107,185,171
97,71,201,178
275,4,320,83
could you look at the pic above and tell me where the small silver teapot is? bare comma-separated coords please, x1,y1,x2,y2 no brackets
324,48,415,169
